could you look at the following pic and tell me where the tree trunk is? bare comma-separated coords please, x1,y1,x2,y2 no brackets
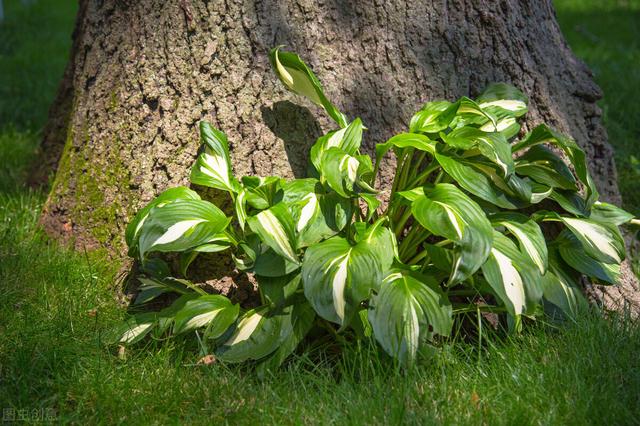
38,0,638,313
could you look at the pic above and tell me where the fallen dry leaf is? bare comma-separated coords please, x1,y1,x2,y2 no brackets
197,354,216,365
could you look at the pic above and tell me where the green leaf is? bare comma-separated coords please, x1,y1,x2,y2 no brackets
269,47,347,127
375,133,436,166
410,184,493,284
247,202,299,265
409,101,455,133
481,231,542,318
256,303,316,373
320,147,375,198
441,127,514,177
539,212,625,264
434,152,524,209
368,269,452,365
117,313,157,344
557,231,621,284
302,220,395,325
257,273,302,308
125,186,201,255
241,176,284,210
542,248,588,320
283,179,351,247
190,122,240,193
515,145,577,190
310,118,364,172
179,233,235,276
589,201,635,226
216,307,292,363
137,199,230,260
548,189,589,217
491,213,548,274
173,295,239,337
512,124,598,208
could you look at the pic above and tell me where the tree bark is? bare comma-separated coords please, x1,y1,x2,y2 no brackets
38,0,638,313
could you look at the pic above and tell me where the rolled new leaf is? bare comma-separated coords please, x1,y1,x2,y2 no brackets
190,122,240,193
269,46,348,127
309,118,364,172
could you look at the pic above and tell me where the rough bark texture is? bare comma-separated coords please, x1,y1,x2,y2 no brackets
38,0,638,312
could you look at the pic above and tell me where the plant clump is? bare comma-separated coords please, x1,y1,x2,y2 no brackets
116,47,638,368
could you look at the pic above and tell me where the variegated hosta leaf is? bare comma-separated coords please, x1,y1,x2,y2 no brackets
548,189,589,217
589,201,635,226
368,269,452,365
173,295,239,337
375,133,436,166
409,183,493,284
257,273,302,308
216,306,295,363
291,191,352,247
269,46,348,127
310,118,364,172
542,248,588,320
515,145,577,191
491,212,548,274
117,313,158,344
320,147,375,198
117,293,200,344
301,220,395,325
409,101,455,134
256,303,316,373
441,127,514,177
125,186,201,255
190,122,240,193
434,152,525,209
556,230,621,284
137,199,230,260
512,124,598,208
482,231,543,318
475,83,528,118
282,178,352,247
247,202,299,265
538,212,625,264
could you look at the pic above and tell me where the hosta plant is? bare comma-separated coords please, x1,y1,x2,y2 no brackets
116,47,638,367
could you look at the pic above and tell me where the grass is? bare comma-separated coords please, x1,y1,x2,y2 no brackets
0,0,639,424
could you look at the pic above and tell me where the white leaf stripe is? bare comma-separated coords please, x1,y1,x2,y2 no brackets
492,249,526,315
562,218,622,264
297,193,318,232
225,312,264,346
478,99,527,111
153,219,206,246
120,323,154,343
256,209,297,262
329,252,351,321
499,221,546,274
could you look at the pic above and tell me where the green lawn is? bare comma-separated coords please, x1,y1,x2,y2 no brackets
1,1,639,424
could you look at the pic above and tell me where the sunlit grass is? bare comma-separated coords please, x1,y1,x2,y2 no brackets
0,0,639,423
